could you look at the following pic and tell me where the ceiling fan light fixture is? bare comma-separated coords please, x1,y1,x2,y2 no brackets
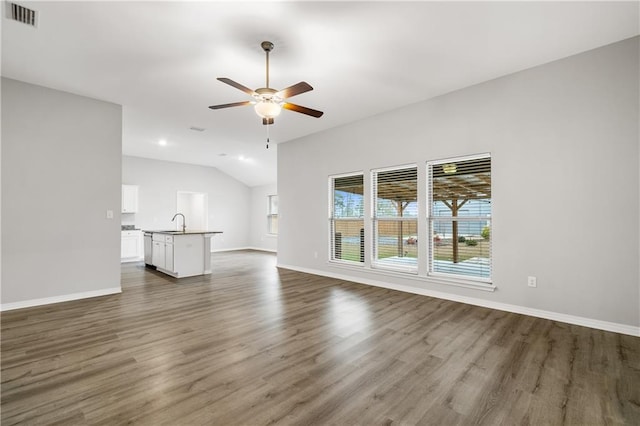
254,100,282,119
442,163,457,174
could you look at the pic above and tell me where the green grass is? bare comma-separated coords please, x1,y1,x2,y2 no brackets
434,239,489,262
377,244,417,259
336,244,364,262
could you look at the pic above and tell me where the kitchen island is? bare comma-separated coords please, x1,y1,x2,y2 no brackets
144,230,223,278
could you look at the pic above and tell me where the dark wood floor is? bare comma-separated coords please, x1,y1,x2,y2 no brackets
2,250,639,425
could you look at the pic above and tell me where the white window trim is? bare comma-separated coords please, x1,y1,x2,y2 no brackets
325,154,494,292
327,260,496,292
328,171,365,265
427,152,492,283
371,164,419,274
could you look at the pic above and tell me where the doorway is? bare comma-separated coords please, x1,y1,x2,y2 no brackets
176,191,208,231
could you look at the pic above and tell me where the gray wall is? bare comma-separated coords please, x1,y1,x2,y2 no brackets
278,37,639,329
249,183,278,252
1,78,122,306
122,156,251,251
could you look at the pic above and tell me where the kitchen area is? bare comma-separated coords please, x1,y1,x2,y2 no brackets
121,183,223,279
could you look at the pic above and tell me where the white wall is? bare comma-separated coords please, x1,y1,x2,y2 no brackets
122,156,251,251
1,78,122,308
249,183,278,252
278,37,639,332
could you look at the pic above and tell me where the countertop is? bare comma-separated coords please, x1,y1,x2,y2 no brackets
143,230,223,235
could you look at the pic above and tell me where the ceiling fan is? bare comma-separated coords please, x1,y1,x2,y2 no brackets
208,41,323,126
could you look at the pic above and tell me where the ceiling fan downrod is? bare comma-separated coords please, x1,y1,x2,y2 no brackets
261,41,274,89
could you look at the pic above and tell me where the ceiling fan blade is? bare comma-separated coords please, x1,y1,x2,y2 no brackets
208,101,252,110
217,78,257,96
277,82,313,99
282,102,324,118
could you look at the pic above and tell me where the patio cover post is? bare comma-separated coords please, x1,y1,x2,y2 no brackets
443,199,468,263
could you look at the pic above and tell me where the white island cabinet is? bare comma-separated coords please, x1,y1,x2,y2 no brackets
147,231,222,278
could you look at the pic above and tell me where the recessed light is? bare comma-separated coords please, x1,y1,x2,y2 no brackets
158,139,167,146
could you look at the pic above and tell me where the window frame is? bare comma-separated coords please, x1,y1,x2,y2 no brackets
427,153,492,283
267,194,278,235
371,164,419,274
325,155,495,292
328,172,365,265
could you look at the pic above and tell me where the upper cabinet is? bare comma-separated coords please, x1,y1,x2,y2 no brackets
122,184,139,213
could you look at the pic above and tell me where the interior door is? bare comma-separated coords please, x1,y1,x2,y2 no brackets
176,191,208,231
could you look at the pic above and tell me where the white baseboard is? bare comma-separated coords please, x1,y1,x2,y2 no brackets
277,263,640,337
246,247,277,253
211,247,277,253
0,287,122,312
211,246,250,253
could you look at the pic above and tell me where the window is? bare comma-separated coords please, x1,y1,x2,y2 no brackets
268,195,278,235
329,173,364,263
372,166,418,272
428,155,491,281
327,154,492,288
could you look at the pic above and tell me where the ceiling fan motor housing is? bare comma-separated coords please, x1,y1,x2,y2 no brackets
255,87,278,97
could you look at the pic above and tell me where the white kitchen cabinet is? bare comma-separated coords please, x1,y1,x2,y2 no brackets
165,236,174,272
122,185,139,213
121,230,143,262
152,233,165,268
152,234,176,272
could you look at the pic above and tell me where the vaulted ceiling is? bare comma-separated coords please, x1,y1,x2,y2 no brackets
2,1,638,186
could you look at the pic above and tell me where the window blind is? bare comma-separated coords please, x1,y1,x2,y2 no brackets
330,173,364,263
428,155,491,280
372,166,418,272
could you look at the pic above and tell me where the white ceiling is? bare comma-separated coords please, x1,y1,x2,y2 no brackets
2,1,638,187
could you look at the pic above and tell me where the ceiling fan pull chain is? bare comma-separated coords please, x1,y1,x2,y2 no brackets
266,124,270,149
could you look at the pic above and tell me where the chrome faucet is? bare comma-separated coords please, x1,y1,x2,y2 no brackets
171,213,186,233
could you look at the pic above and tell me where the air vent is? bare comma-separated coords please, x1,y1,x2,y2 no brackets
6,2,37,27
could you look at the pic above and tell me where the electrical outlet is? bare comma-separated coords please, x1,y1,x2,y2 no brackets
314,251,318,259
527,276,537,288
106,210,114,219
